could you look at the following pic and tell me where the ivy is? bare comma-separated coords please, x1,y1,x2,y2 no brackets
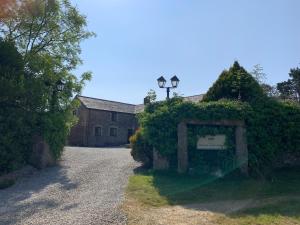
187,125,236,175
137,96,300,176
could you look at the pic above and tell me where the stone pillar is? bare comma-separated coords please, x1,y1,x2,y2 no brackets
30,135,55,169
177,122,188,173
235,126,248,176
153,148,169,170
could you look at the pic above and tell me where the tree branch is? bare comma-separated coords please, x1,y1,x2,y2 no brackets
25,17,35,57
30,2,48,52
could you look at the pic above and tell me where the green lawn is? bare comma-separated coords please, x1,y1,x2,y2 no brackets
128,168,300,206
126,168,300,224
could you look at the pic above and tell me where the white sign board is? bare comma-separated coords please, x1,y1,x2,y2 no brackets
197,135,227,150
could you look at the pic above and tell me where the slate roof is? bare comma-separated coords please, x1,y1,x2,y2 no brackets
77,96,137,114
183,94,204,102
77,94,204,114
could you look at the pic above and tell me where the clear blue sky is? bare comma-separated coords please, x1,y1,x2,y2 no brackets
71,0,300,104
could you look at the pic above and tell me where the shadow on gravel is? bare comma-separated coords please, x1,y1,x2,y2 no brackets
0,163,78,225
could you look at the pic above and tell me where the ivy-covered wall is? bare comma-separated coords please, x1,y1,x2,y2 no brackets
138,97,300,176
188,125,236,175
133,62,300,176
139,98,251,169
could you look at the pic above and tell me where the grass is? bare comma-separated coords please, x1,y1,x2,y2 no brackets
215,200,300,224
125,168,300,224
127,168,300,206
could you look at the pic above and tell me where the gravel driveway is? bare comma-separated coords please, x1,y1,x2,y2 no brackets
0,147,139,225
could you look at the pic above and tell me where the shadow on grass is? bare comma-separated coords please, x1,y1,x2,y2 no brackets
129,167,300,220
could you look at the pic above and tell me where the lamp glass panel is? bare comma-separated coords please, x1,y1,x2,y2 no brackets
171,80,178,88
158,80,166,88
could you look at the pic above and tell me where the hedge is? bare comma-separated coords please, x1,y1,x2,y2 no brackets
136,97,300,176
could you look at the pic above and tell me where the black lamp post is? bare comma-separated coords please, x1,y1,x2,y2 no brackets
45,80,65,111
56,80,65,92
157,75,180,100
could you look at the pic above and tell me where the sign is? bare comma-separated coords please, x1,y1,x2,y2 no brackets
197,135,226,150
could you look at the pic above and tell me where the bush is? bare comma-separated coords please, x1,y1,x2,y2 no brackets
138,98,251,169
246,98,300,175
203,61,265,103
0,40,79,175
130,129,153,167
0,40,32,174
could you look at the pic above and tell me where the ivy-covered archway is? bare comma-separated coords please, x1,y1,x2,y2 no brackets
177,119,248,175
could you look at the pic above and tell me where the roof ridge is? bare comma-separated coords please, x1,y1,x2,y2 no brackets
77,95,137,106
185,94,204,97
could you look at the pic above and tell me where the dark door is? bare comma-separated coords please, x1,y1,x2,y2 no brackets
127,129,134,143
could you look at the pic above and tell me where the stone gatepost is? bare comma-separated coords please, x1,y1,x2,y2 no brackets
177,120,248,175
177,122,188,173
235,126,248,175
30,135,55,169
153,148,169,170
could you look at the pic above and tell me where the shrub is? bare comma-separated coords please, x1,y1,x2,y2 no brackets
138,98,251,169
0,40,32,174
203,61,265,103
137,93,300,176
0,40,79,175
130,129,153,167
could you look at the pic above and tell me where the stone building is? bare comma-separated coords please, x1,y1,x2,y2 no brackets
68,94,203,147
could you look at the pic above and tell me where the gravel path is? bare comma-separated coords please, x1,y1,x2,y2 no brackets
0,147,139,225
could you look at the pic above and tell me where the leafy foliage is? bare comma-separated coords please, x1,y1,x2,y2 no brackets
0,0,93,174
203,61,265,103
0,39,31,174
133,62,300,176
277,67,300,102
130,129,153,167
138,98,251,169
188,126,236,175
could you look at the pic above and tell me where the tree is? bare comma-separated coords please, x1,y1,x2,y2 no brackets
0,0,95,167
0,0,94,112
260,83,279,98
277,80,296,101
289,67,300,102
0,0,94,67
0,39,32,173
203,61,265,103
146,89,157,103
251,64,266,84
0,0,95,108
277,67,300,102
250,64,278,98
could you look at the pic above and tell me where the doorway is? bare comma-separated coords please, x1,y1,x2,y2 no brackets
127,129,134,143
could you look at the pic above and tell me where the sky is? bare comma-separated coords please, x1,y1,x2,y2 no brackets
71,0,300,104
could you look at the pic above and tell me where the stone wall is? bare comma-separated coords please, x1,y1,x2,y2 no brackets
177,120,248,175
68,104,89,146
68,104,138,147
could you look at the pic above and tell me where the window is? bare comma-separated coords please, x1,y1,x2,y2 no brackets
111,112,117,122
109,127,117,137
95,127,102,136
